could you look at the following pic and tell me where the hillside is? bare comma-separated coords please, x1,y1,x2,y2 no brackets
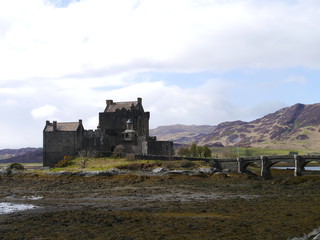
197,103,320,151
150,124,216,144
150,103,320,152
0,148,42,163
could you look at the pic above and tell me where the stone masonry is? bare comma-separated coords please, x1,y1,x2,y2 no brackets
43,98,173,167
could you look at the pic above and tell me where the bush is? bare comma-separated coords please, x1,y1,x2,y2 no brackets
78,159,90,169
55,156,73,168
8,163,24,171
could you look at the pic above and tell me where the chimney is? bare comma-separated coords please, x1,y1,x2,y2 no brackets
79,119,82,125
53,121,57,131
106,99,113,106
137,97,142,105
46,120,50,126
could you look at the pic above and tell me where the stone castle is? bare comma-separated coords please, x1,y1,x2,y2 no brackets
43,98,173,167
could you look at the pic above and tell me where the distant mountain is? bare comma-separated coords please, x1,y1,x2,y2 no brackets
197,103,320,151
0,148,42,163
151,103,320,152
150,124,216,144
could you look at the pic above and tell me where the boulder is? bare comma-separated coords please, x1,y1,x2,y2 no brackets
167,170,190,175
152,167,166,174
198,167,214,174
0,167,12,176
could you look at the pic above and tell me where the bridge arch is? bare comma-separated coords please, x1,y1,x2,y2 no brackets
237,158,256,174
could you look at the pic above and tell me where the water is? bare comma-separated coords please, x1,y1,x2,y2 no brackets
0,202,37,214
273,166,320,171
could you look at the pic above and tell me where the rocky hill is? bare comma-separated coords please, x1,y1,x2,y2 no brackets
150,124,216,145
0,148,42,163
151,103,320,152
197,103,320,151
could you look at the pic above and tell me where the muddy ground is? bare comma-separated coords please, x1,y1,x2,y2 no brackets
1,171,320,240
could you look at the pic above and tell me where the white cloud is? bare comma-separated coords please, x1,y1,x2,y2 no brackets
31,105,59,119
283,76,307,84
1,0,320,83
95,79,238,127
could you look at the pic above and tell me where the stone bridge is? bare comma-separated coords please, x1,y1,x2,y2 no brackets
215,155,320,180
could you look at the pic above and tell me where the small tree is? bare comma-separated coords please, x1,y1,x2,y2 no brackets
197,146,204,157
77,149,95,169
177,147,187,157
203,146,212,159
190,143,198,157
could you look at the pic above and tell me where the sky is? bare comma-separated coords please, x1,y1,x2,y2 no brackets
1,0,320,148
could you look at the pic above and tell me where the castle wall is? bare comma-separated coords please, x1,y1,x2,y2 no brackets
147,139,174,157
99,110,150,137
43,130,83,167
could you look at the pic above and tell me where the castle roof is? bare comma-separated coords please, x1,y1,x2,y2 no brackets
105,101,138,112
44,121,83,132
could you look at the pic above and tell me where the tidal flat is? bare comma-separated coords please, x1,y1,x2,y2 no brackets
1,171,320,240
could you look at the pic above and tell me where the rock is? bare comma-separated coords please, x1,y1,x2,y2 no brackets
288,228,320,240
46,171,73,176
167,170,190,175
152,167,166,174
106,168,126,175
198,167,214,174
308,228,320,240
74,169,126,177
0,167,12,176
45,168,126,177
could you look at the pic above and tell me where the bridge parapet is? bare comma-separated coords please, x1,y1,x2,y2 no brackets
213,154,320,179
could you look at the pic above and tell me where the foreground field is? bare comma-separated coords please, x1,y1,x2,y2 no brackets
1,171,320,240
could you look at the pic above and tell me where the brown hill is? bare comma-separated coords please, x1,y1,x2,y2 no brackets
0,148,43,163
150,124,216,144
197,103,320,151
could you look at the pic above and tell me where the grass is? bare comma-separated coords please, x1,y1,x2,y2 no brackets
49,157,211,172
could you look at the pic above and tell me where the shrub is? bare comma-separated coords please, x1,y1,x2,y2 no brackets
8,163,24,171
78,158,90,169
55,156,73,168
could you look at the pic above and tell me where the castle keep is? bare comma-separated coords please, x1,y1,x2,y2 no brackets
43,98,173,167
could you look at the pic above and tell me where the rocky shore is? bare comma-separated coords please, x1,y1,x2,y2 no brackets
1,169,320,240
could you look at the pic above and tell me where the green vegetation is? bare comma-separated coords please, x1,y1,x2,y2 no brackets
177,143,212,159
50,157,211,172
8,163,25,170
